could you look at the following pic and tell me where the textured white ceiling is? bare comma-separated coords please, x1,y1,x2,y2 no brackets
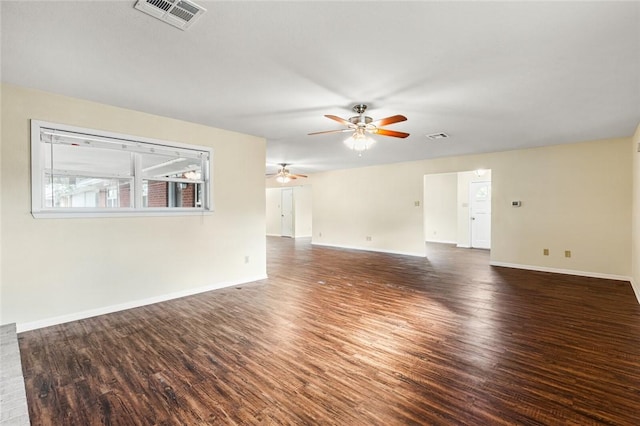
2,1,639,175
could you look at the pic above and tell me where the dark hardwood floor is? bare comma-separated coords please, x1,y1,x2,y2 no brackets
19,238,640,425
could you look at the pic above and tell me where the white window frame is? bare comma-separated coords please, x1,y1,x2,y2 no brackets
31,120,214,218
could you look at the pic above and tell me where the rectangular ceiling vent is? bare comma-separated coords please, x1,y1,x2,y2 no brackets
426,132,449,140
134,0,206,31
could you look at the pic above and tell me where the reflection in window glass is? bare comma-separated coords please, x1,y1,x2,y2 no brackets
140,152,202,181
46,142,132,176
45,176,132,208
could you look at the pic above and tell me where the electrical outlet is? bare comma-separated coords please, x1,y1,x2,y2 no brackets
565,250,571,258
244,256,250,264
366,236,372,241
543,248,549,256
318,232,322,237
414,201,420,207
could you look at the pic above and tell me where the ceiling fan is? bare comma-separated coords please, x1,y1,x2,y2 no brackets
267,163,308,184
308,104,409,153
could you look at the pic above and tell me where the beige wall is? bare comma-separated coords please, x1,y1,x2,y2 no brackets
423,173,458,244
313,164,426,256
313,137,632,278
0,84,267,329
632,123,640,300
294,185,313,238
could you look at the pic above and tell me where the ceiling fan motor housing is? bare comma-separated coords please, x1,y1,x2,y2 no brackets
353,104,368,114
351,104,373,129
349,116,373,125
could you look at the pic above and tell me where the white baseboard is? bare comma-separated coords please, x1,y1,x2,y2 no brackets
490,261,632,282
311,242,425,258
630,278,640,304
456,244,471,248
16,274,268,333
266,234,312,238
425,239,458,245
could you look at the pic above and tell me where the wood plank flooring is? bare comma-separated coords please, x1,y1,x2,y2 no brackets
19,238,640,425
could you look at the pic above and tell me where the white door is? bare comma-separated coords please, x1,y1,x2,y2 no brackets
470,181,491,249
281,188,294,238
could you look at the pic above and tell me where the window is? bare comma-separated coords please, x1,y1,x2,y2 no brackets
474,186,489,201
31,120,213,218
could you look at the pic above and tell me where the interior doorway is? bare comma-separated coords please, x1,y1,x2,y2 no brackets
265,186,313,238
423,169,492,249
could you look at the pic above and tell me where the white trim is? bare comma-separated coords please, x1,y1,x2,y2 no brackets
38,123,209,153
456,244,471,248
295,234,312,238
266,233,281,237
425,239,458,245
630,278,640,304
490,261,632,282
32,209,214,219
16,274,267,333
312,242,425,258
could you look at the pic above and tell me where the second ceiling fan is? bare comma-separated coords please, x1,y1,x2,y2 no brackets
309,104,409,152
267,163,307,184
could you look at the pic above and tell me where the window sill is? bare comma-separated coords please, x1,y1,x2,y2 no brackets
31,209,214,219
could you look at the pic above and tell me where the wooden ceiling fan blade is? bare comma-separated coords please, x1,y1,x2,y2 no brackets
292,174,308,178
324,114,353,126
371,114,407,127
308,129,352,136
375,128,410,138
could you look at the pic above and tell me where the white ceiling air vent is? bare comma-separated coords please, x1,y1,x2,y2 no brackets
426,132,449,140
134,0,206,31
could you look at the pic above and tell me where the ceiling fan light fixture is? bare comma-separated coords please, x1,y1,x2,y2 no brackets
268,163,307,183
344,129,375,153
